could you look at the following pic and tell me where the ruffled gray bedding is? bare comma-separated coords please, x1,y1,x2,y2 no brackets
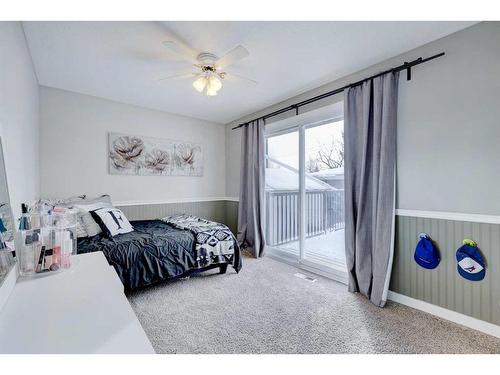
77,219,241,290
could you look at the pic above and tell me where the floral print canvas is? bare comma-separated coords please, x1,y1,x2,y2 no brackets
108,132,203,176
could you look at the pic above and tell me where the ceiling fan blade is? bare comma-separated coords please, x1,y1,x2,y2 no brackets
227,72,258,84
157,73,198,82
215,45,249,69
162,40,199,65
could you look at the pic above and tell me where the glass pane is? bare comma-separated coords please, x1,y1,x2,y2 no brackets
265,131,300,257
304,121,345,266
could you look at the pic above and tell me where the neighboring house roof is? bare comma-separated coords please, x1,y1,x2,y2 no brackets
265,167,334,191
311,167,344,179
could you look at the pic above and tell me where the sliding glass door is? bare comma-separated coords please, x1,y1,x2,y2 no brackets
303,121,345,267
265,117,346,279
265,130,300,258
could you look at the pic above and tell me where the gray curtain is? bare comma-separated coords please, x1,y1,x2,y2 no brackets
344,71,399,307
237,119,266,258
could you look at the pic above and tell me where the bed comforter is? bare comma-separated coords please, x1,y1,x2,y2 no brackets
162,214,240,270
77,219,241,290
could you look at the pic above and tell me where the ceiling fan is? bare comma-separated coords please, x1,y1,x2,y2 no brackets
158,39,256,96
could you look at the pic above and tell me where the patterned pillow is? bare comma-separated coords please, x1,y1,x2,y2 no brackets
55,195,87,206
31,195,86,213
91,207,133,237
74,210,89,238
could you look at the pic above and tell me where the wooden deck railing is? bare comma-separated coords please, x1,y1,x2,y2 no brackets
265,189,345,246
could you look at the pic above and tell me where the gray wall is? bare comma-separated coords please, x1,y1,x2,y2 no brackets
40,87,226,204
225,22,500,325
391,215,500,325
0,22,40,218
223,200,500,325
226,22,500,216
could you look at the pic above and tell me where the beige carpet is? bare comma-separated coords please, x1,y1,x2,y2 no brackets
127,256,500,354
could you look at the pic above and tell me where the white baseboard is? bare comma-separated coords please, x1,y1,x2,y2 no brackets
388,291,500,339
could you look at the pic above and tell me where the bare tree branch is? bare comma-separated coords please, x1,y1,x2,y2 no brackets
306,156,320,173
316,131,344,169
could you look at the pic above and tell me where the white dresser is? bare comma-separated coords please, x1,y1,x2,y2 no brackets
0,252,154,354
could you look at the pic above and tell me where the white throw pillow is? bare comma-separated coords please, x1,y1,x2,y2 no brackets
92,207,134,237
74,195,113,236
77,210,103,237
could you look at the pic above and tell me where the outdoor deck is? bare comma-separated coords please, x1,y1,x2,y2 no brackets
274,229,346,264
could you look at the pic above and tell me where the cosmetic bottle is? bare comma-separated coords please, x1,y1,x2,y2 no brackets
31,231,42,272
19,232,34,275
17,203,36,275
18,203,30,231
59,230,72,269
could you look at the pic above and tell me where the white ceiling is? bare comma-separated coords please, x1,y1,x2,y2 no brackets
23,21,475,124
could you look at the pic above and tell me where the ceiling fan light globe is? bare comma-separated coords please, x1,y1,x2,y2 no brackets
192,77,207,92
206,87,218,96
208,76,222,91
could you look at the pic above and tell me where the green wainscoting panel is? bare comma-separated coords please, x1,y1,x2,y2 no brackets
224,200,239,235
391,215,500,325
117,200,238,235
118,203,500,325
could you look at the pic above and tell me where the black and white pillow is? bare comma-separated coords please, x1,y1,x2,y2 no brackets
91,207,134,237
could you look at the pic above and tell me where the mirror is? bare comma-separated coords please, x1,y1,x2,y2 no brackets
0,137,16,284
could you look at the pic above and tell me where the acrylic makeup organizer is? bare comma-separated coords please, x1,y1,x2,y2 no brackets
17,209,77,276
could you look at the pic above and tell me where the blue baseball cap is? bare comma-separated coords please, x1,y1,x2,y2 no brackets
456,239,485,281
414,233,440,269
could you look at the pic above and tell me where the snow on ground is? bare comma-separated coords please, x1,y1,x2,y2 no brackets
277,229,346,265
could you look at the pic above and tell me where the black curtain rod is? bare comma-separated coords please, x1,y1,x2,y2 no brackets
232,52,445,130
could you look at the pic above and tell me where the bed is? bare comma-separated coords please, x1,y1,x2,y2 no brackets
77,219,241,290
